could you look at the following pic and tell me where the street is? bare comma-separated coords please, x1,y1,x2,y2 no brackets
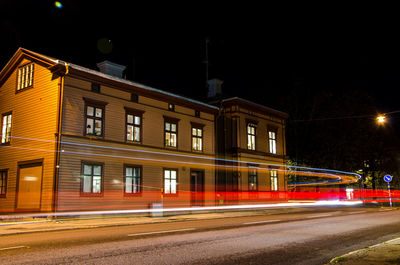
0,207,399,264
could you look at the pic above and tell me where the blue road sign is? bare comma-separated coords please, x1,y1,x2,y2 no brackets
384,175,392,183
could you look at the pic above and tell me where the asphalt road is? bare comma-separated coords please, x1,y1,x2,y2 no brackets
0,207,399,264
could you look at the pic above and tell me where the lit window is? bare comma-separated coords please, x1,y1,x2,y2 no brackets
0,170,7,196
82,163,102,194
268,130,277,154
168,103,175,111
86,105,104,136
270,170,278,191
125,166,141,194
17,63,34,91
247,124,256,150
248,168,257,191
192,127,203,151
126,114,141,142
1,113,12,144
164,169,177,194
165,121,177,147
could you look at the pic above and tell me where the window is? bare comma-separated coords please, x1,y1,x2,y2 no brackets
247,123,256,150
248,168,258,191
165,121,177,147
191,124,203,152
164,169,177,194
168,103,175,111
82,163,103,194
270,170,278,191
131,93,138,102
1,113,12,144
124,166,141,194
17,63,34,91
268,129,277,154
85,105,104,136
126,112,141,142
91,83,100,93
195,110,200,117
0,170,7,196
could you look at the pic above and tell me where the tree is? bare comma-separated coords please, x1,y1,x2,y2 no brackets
279,81,400,189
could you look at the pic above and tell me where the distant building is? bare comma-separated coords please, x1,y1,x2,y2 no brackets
0,48,288,213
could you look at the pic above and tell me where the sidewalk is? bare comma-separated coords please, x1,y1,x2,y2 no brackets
0,207,315,236
329,237,400,265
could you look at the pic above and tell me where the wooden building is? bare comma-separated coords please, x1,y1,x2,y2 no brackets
0,48,288,213
212,95,289,203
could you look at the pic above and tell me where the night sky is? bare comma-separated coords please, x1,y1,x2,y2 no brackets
1,1,400,115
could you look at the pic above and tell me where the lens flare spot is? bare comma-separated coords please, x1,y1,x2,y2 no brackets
54,1,63,8
97,38,113,54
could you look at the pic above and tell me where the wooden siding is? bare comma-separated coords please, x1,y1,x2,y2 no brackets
0,59,59,212
62,76,215,154
216,103,288,196
57,135,216,210
58,76,216,210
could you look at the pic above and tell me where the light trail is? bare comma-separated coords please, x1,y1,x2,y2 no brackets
0,143,358,186
0,200,363,221
0,135,361,186
0,145,352,185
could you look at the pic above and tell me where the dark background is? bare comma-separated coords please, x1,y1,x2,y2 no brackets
1,1,400,113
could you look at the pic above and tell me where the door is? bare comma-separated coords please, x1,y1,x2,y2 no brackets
16,162,43,210
190,170,204,206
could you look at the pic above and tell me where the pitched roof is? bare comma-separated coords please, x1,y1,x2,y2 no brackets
0,48,219,113
212,97,289,119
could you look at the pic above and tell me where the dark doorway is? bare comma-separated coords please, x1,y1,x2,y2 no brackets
190,170,204,206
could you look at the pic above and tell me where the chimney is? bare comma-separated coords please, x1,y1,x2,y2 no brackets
96,60,126,78
207,78,223,98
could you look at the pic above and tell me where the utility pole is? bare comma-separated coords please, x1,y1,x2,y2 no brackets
205,37,210,90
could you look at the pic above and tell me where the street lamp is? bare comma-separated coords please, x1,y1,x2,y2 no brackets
376,115,386,124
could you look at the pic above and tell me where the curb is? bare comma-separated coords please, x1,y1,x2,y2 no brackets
328,237,400,264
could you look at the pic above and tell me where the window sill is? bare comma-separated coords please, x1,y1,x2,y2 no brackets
15,85,34,94
164,146,178,150
163,193,179,197
191,149,203,153
126,140,142,145
84,135,104,140
0,142,11,146
80,192,104,197
124,192,143,197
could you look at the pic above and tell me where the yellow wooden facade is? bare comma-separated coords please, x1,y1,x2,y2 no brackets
0,48,288,213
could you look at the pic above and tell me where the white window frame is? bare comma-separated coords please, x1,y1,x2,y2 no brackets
165,121,177,147
126,114,141,142
270,170,278,191
1,113,12,144
247,123,256,150
268,130,277,154
192,127,203,151
85,105,104,136
164,169,177,194
82,163,103,195
17,63,34,91
124,166,141,194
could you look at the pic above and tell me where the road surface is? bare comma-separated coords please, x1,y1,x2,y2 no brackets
0,207,399,264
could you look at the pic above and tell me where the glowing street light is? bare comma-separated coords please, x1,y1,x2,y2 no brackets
376,115,386,124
